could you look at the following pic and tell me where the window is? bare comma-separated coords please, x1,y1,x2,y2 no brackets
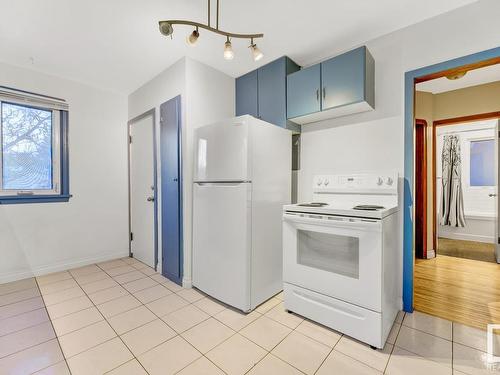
470,139,495,186
0,87,70,204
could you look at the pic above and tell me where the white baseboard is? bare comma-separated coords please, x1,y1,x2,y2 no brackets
0,251,129,284
426,249,436,259
182,277,192,288
439,233,494,243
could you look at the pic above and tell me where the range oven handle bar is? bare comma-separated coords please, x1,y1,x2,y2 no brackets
283,212,382,231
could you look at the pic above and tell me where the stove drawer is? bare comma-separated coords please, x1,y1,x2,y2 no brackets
284,283,384,348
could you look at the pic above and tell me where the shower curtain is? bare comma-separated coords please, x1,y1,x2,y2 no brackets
440,134,466,227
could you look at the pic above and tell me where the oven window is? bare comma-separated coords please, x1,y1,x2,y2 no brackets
297,230,359,279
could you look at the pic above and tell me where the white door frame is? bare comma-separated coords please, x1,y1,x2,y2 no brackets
128,108,159,270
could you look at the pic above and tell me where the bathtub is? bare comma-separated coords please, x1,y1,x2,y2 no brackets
438,211,496,243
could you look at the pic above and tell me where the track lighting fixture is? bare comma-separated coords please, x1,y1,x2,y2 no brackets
159,0,264,61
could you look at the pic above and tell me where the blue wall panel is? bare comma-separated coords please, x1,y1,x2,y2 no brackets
160,96,183,285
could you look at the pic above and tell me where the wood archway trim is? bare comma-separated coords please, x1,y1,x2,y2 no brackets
415,119,428,259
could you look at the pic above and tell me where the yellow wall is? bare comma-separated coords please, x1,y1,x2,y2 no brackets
433,81,500,120
415,80,500,253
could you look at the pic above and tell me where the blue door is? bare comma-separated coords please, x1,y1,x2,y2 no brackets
235,70,258,117
160,96,183,285
286,64,321,119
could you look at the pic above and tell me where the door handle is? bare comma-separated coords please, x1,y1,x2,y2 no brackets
147,196,155,202
323,87,326,99
173,178,178,182
316,89,319,101
489,194,497,197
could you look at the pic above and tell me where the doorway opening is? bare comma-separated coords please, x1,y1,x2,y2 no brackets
412,58,500,329
128,109,158,269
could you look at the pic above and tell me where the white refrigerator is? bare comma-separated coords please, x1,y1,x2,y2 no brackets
192,115,292,312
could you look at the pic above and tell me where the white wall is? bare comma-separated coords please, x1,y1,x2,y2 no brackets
128,57,234,285
183,58,235,285
300,0,500,199
436,121,497,242
298,0,500,302
0,62,128,283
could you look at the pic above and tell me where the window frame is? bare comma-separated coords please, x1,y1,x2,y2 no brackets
467,136,495,189
0,90,70,205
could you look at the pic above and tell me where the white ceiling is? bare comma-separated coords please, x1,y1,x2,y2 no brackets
0,0,477,94
417,63,500,94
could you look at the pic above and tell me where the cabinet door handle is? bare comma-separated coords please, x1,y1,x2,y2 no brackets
323,87,326,99
316,89,319,101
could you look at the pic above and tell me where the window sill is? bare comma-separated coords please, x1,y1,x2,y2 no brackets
0,194,72,205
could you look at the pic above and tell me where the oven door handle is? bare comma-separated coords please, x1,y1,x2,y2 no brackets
283,212,382,231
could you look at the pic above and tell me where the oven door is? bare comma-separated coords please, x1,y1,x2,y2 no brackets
283,212,382,312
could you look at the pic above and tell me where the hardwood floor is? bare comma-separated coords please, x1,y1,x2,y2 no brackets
438,237,497,263
414,254,500,330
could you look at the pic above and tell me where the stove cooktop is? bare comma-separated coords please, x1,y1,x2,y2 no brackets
285,202,398,219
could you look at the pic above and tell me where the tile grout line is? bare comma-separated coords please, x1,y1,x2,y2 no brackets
6,262,444,375
33,276,73,375
0,288,42,309
70,259,153,375
104,262,230,375
0,306,49,338
94,258,228,374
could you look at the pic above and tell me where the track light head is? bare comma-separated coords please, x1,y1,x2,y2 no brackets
159,21,174,36
249,41,263,62
187,28,200,46
224,37,234,60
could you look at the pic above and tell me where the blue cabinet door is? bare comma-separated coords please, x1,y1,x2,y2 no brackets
286,64,321,119
321,46,367,111
235,70,258,117
258,57,287,127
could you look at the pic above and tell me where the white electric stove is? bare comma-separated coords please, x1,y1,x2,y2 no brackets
282,173,401,349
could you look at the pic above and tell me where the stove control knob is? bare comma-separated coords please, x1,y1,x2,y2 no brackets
324,179,330,186
386,177,394,186
376,177,383,186
316,178,323,186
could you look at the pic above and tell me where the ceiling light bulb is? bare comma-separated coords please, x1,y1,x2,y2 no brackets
224,38,234,60
186,28,199,46
250,43,263,61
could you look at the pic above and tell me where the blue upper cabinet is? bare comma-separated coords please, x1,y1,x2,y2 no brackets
286,64,321,120
258,58,288,128
236,70,258,118
287,46,375,124
236,56,300,132
321,46,374,111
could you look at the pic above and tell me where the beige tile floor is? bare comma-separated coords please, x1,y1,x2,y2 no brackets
1,257,499,374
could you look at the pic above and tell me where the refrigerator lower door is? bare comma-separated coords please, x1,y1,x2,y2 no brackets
192,182,252,311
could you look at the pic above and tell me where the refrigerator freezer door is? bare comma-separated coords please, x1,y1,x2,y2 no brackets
192,182,252,311
194,119,250,182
